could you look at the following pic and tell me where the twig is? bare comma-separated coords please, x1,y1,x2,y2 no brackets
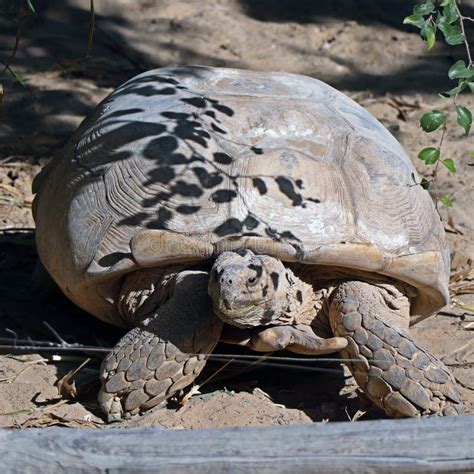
0,1,31,76
0,59,36,100
43,321,70,347
455,3,473,68
85,0,95,59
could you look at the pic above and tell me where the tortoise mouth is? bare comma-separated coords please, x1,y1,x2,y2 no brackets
212,302,276,329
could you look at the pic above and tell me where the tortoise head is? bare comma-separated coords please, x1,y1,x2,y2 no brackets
208,249,290,328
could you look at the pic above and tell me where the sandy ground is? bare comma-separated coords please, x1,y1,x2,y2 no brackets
0,0,473,429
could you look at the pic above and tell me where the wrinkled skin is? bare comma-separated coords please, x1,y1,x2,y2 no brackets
208,249,295,328
99,250,462,421
208,251,463,418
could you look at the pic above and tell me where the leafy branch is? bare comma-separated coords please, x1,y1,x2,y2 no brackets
404,0,473,209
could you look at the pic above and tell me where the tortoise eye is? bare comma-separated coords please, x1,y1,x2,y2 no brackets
247,276,258,286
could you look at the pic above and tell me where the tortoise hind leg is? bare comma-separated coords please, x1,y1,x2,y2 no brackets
98,270,223,421
329,281,462,418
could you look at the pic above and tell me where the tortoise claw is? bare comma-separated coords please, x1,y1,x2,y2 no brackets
221,324,347,355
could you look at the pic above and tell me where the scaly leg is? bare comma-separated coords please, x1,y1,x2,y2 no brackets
329,280,462,417
98,270,223,421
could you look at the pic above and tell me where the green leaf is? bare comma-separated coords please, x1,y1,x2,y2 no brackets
442,1,458,24
438,16,465,45
436,14,449,33
456,105,472,134
9,68,27,88
445,30,465,46
448,60,474,80
440,0,452,6
414,1,435,16
439,195,453,207
420,110,446,132
441,158,456,173
403,14,425,29
421,178,431,190
439,82,467,98
467,82,474,93
418,147,440,164
421,23,436,49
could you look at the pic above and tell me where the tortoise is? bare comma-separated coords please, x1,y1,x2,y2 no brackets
33,65,462,421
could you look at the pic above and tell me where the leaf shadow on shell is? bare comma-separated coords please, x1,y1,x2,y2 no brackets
61,67,323,271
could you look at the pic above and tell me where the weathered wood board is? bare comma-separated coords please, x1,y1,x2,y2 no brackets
1,416,473,473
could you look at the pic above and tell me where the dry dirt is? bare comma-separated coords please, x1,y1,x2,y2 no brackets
0,0,473,429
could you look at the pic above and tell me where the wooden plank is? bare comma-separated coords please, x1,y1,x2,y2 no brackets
1,416,473,473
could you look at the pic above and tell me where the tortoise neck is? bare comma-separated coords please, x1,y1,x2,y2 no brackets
272,269,319,326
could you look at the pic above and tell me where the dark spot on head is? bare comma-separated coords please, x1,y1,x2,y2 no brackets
295,179,303,189
248,264,263,277
307,197,321,204
252,178,267,195
296,290,303,303
205,110,217,119
213,268,223,282
279,231,299,241
270,272,279,290
213,152,233,165
235,248,249,257
251,146,263,155
262,285,268,297
211,189,237,203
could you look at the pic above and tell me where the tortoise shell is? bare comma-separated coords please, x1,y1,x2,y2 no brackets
33,66,449,325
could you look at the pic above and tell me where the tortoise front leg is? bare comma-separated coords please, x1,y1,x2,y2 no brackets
329,280,463,417
221,324,347,355
98,270,223,422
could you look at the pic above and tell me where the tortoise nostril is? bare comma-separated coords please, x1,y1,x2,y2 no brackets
228,278,233,285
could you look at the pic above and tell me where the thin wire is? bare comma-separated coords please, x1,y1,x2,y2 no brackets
0,340,366,363
206,357,344,375
195,353,364,363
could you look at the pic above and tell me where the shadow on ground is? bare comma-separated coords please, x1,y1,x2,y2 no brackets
1,0,473,160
